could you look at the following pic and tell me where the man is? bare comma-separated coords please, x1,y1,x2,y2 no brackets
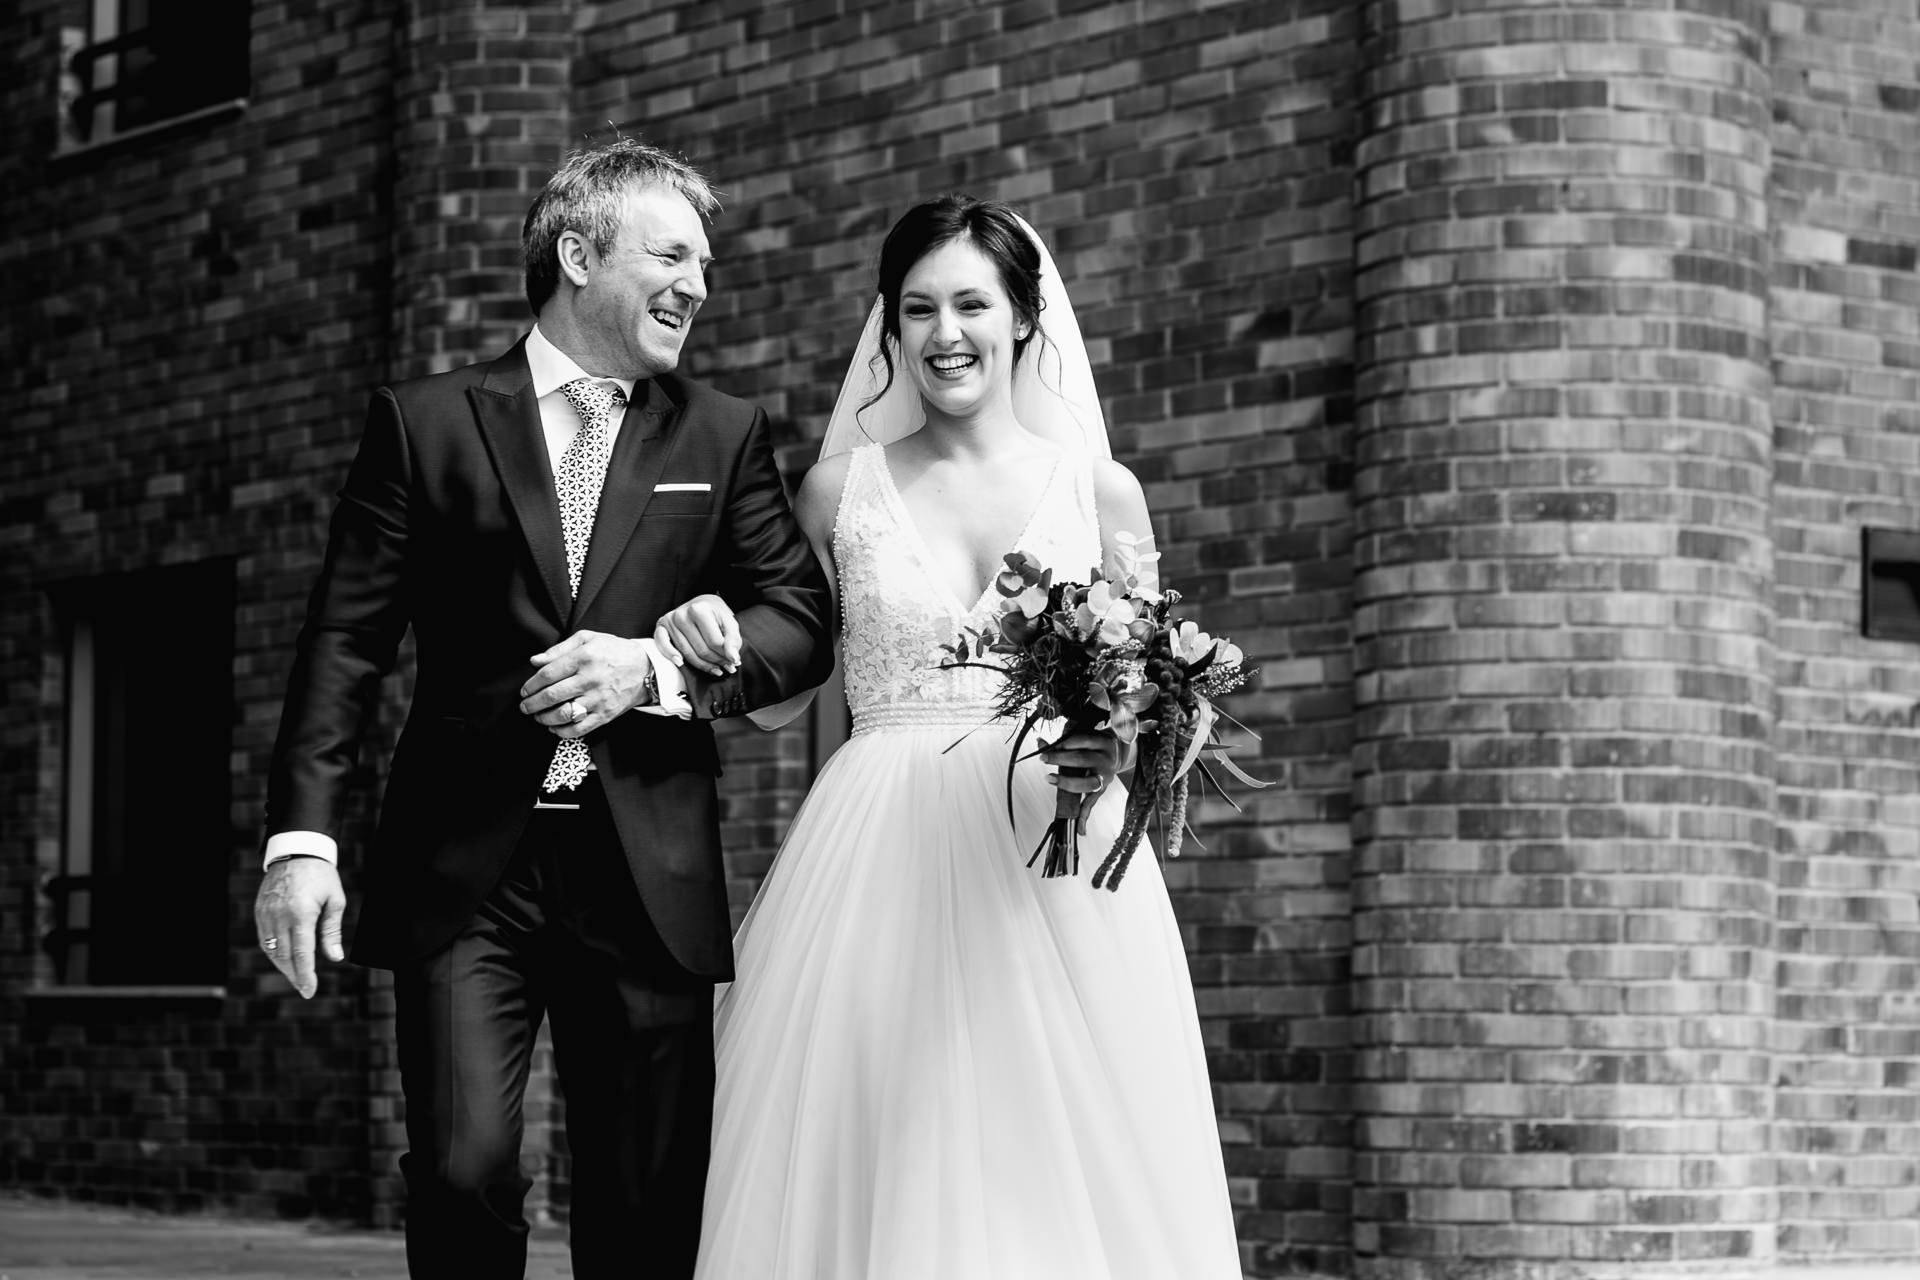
253,139,834,1279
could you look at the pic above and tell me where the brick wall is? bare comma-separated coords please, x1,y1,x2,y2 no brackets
0,0,399,1219
1769,0,1920,1262
5,0,1920,1275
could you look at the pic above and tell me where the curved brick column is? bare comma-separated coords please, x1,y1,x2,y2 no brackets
390,0,576,379
1350,2,1775,1274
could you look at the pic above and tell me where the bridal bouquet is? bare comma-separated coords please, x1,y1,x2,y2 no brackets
937,533,1265,890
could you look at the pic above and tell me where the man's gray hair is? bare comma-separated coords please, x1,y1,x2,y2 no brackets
522,137,720,315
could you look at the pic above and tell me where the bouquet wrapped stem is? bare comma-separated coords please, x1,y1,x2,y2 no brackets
1007,712,1103,878
1039,761,1094,877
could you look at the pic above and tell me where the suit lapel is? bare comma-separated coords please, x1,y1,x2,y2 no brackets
469,342,573,627
570,378,680,626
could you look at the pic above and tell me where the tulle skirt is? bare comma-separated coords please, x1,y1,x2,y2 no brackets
692,719,1242,1280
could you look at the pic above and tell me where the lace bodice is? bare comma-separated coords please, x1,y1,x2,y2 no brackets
834,444,1103,735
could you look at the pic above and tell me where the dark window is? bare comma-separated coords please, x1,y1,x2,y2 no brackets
60,1,249,151
1863,528,1920,643
48,560,234,986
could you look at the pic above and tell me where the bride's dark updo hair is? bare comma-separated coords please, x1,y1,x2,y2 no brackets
862,195,1046,412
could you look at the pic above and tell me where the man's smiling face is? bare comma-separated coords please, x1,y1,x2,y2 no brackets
575,183,712,379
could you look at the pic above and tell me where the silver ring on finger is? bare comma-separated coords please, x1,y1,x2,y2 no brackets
261,937,279,952
568,699,584,722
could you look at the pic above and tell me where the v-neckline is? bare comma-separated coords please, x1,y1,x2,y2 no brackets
874,445,1067,618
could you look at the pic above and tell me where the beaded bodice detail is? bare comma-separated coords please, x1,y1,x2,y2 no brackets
834,444,1103,735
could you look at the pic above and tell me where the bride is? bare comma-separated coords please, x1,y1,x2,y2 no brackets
671,196,1241,1279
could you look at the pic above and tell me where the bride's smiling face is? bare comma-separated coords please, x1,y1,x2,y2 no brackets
897,238,1032,421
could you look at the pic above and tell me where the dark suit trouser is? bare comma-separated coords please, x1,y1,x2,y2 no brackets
394,782,714,1280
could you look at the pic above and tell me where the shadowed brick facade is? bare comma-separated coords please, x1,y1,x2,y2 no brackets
1,1,1918,1275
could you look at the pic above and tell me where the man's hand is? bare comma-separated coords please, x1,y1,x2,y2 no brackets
653,594,740,677
520,630,654,737
254,857,346,999
1041,729,1133,835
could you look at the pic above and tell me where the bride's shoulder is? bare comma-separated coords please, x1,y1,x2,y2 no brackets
800,447,859,497
1071,450,1143,499
794,448,862,533
1084,453,1151,524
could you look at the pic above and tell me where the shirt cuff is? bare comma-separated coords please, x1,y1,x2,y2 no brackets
263,831,339,871
636,638,692,719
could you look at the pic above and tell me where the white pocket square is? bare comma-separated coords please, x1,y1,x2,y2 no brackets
653,482,711,492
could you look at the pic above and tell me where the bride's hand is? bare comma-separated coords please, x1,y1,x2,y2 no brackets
654,594,741,677
1042,730,1132,834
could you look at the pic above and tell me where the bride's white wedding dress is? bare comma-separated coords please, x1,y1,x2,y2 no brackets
693,443,1242,1280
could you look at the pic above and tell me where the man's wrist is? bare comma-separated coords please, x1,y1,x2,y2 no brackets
263,830,339,871
634,639,692,719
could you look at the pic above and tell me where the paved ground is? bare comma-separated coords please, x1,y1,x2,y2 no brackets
0,1196,571,1280
5,1194,1920,1280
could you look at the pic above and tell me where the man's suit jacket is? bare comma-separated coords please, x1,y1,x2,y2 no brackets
265,339,835,977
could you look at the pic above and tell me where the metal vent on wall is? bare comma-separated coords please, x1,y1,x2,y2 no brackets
1862,528,1920,642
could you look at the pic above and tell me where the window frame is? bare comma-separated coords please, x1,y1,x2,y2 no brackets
41,559,236,994
56,0,250,157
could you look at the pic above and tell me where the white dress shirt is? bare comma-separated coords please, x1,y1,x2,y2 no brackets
263,326,691,869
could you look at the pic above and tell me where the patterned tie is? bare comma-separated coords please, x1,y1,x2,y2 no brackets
541,377,626,793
